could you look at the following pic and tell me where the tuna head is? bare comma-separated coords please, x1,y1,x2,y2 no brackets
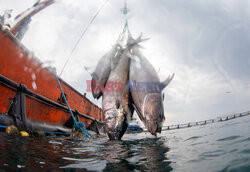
143,74,175,135
104,107,128,140
143,93,164,135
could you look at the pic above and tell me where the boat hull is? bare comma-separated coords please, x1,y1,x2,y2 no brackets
0,25,103,133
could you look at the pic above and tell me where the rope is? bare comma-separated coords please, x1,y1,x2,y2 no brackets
43,131,70,135
121,0,129,33
56,0,112,138
0,125,7,128
162,110,250,131
59,0,110,77
73,122,94,139
56,76,77,121
55,76,94,139
122,20,129,33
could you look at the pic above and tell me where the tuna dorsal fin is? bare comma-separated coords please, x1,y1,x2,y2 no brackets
160,73,175,90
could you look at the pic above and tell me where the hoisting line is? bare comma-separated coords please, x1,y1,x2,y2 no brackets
59,0,111,77
121,0,145,113
55,0,111,139
121,0,130,33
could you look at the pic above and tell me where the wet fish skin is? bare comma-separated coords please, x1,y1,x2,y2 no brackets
143,93,164,134
91,44,122,99
104,108,128,140
102,43,133,140
103,33,148,140
90,32,130,100
129,37,174,135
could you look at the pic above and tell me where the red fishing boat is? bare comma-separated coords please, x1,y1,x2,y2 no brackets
0,23,103,134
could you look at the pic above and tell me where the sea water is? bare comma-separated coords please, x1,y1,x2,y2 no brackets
0,116,249,171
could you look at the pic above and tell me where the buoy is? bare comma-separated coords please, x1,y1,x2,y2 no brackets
126,125,143,134
20,131,29,137
5,125,19,135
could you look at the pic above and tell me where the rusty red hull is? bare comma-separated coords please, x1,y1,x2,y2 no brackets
0,25,103,132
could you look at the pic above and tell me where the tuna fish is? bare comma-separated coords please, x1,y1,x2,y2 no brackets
128,36,174,135
90,30,173,138
102,44,131,140
102,32,145,140
90,34,126,99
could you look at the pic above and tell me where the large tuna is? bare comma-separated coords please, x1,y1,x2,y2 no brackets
89,33,127,99
128,35,174,135
102,43,131,140
102,32,145,140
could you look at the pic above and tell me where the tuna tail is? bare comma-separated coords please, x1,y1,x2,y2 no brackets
84,66,91,75
84,66,98,79
135,33,150,44
160,73,175,90
128,33,149,47
84,66,102,99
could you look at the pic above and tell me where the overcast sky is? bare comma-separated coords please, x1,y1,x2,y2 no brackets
1,0,250,125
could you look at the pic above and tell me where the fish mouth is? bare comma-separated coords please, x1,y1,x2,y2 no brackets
104,108,128,140
143,93,164,135
146,119,162,135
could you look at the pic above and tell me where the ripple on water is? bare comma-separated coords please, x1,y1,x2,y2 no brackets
0,117,249,171
185,136,202,141
242,137,250,142
219,158,250,172
216,135,241,142
200,150,226,158
240,149,250,155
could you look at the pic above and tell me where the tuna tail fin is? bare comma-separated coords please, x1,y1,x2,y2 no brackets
127,33,149,48
132,33,150,46
136,33,150,44
84,66,91,75
160,73,175,90
84,66,98,79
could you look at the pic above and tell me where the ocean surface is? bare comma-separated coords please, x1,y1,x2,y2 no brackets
0,116,249,172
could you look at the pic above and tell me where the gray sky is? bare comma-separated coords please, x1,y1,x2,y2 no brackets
1,0,250,125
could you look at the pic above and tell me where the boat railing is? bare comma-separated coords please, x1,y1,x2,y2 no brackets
162,111,250,131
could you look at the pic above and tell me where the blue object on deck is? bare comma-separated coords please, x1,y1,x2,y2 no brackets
127,125,143,133
0,125,7,128
43,131,69,135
